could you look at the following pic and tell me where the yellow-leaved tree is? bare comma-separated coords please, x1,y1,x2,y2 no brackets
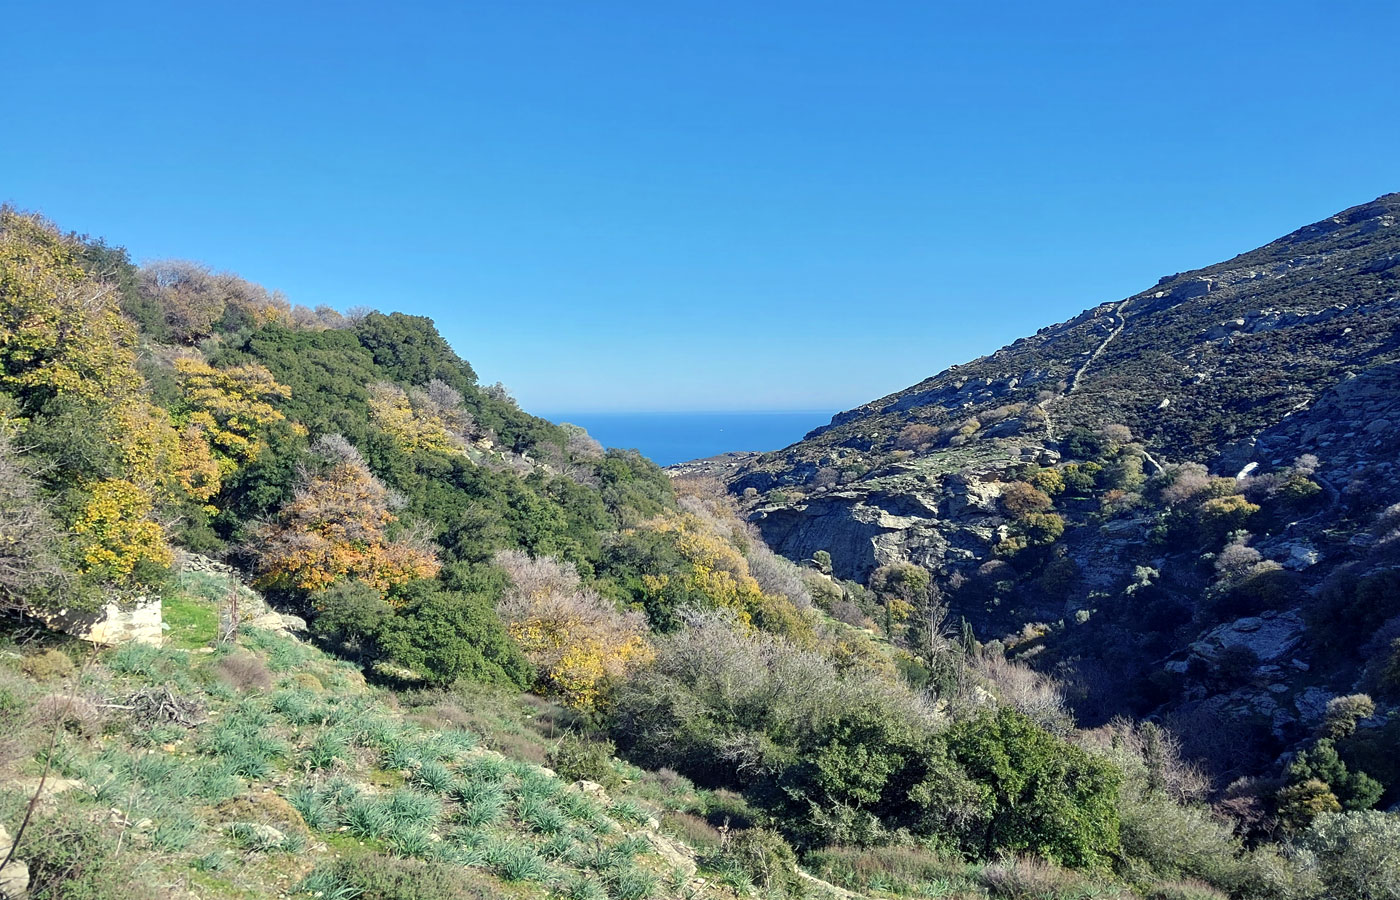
171,355,294,512
494,549,652,710
366,381,458,454
0,209,144,407
641,506,812,641
252,434,440,593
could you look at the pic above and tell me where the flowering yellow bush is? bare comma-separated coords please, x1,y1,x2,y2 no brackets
253,445,439,593
0,212,144,407
647,512,768,626
72,479,172,579
176,356,289,465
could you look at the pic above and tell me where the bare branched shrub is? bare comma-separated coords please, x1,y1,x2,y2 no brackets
1000,481,1054,518
561,424,604,460
140,261,289,342
310,304,345,328
975,655,1074,735
412,380,478,442
494,550,651,708
1160,463,1214,505
1084,718,1210,803
214,653,272,692
1099,423,1133,444
31,693,103,736
1215,536,1263,583
494,548,582,599
0,436,71,614
616,608,938,779
978,403,1026,425
743,531,812,610
310,432,366,469
828,598,869,628
896,424,940,451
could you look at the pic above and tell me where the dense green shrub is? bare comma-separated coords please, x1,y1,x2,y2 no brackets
944,707,1122,867
1285,739,1383,813
378,585,532,688
548,734,622,790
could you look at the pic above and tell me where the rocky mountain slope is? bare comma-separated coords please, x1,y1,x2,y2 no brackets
715,194,1400,778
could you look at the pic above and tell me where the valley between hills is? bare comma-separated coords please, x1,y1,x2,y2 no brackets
0,197,1396,900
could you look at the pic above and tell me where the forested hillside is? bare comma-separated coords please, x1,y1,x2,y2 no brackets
0,206,1394,900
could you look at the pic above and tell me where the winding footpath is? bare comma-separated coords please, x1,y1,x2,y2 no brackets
1036,296,1167,473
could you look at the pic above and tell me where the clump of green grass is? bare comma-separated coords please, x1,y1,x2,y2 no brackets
558,789,605,825
343,795,393,839
289,783,338,832
191,761,243,804
516,795,567,835
385,788,441,829
608,799,652,825
380,735,424,771
239,626,313,672
272,689,323,726
558,874,609,900
485,839,551,882
457,789,505,828
295,866,354,899
459,753,510,783
412,760,455,794
304,730,349,771
610,867,659,900
322,776,362,807
386,825,438,859
109,643,169,677
203,703,288,778
151,809,200,851
539,833,576,862
614,834,652,859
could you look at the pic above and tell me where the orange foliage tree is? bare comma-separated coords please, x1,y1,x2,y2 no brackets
252,435,439,593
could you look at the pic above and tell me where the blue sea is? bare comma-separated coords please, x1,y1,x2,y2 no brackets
541,410,837,467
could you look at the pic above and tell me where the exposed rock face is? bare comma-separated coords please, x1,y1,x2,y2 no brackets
0,823,29,899
1188,611,1308,665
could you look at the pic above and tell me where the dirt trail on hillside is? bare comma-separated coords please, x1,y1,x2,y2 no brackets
1037,297,1166,472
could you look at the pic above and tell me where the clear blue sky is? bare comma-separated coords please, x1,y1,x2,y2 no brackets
5,2,1397,412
